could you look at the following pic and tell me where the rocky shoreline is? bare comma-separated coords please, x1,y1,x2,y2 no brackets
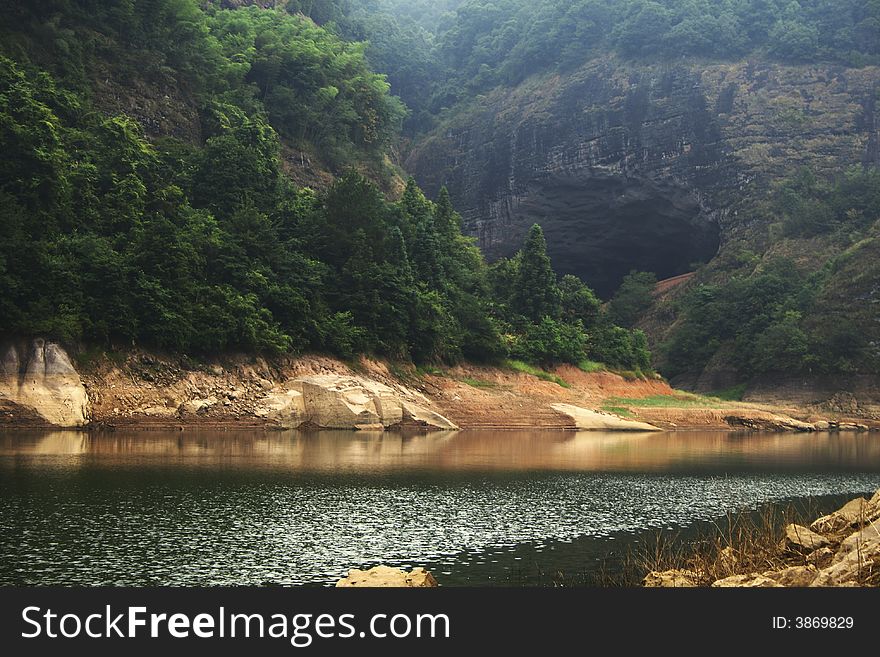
645,490,880,587
2,339,879,432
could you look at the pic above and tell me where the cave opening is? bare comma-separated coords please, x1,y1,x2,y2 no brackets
505,173,721,298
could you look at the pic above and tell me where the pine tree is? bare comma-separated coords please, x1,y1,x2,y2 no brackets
434,186,461,237
410,218,444,288
511,224,561,322
401,176,432,223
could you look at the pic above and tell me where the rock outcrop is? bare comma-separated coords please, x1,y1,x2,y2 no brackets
711,574,782,588
407,56,879,298
810,519,880,587
811,497,879,534
254,375,458,431
642,569,699,587
781,524,831,553
723,411,819,433
550,403,662,432
6,345,864,431
645,490,880,588
0,339,89,427
335,566,438,588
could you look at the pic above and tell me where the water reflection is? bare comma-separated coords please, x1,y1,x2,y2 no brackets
2,429,879,473
1,429,879,586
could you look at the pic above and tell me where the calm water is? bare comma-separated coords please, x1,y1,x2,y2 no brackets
1,429,879,586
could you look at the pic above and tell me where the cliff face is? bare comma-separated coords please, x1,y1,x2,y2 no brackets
406,56,879,296
0,339,89,427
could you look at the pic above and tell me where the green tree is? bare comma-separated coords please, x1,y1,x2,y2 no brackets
608,270,657,328
559,274,600,328
510,224,561,322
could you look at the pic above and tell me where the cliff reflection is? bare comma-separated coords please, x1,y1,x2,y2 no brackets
2,429,879,473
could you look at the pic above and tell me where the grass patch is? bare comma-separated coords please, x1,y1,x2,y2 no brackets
388,361,420,383
504,359,571,388
602,405,636,418
604,392,732,409
577,359,605,373
614,369,647,381
460,377,497,389
73,346,107,371
710,383,748,401
416,365,445,377
75,347,128,371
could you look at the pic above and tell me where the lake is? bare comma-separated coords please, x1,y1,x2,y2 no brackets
1,429,879,586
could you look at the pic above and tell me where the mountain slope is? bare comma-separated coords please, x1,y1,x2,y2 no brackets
406,53,880,398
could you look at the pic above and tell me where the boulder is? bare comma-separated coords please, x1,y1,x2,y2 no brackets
810,519,880,587
782,524,832,552
711,574,782,587
179,396,218,416
0,339,89,427
724,412,815,432
805,547,835,568
297,375,401,429
254,375,458,431
832,519,880,562
140,404,178,418
764,565,818,587
400,401,459,430
642,570,699,587
336,566,438,588
256,389,306,428
551,404,662,432
811,497,876,534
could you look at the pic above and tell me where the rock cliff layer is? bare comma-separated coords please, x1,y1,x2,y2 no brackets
407,56,879,295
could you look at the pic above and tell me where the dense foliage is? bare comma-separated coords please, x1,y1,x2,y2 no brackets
608,270,657,328
489,225,651,370
662,168,880,379
301,1,880,127
0,1,405,168
0,42,645,369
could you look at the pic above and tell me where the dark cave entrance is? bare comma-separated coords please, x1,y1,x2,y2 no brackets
509,174,721,298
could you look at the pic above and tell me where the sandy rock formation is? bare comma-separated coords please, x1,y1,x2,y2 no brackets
335,566,438,588
255,375,458,431
811,497,879,534
711,574,782,587
642,570,699,587
551,404,661,431
297,375,403,429
646,489,880,588
724,411,817,432
781,524,832,552
255,388,306,427
810,519,880,587
400,400,460,430
0,339,89,427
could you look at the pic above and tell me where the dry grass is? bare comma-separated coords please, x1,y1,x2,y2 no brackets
613,500,879,587
513,497,879,587
627,506,801,585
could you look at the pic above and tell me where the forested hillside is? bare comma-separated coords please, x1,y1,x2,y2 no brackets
366,0,880,388
0,1,650,372
285,1,879,129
